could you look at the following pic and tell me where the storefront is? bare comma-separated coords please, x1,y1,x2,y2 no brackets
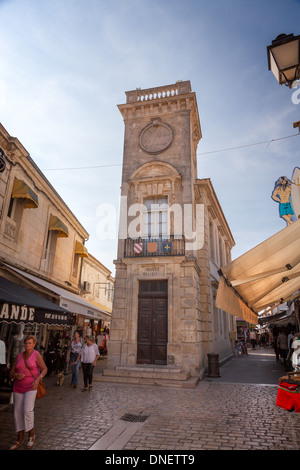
1,265,111,363
0,276,72,375
236,319,250,343
259,301,299,329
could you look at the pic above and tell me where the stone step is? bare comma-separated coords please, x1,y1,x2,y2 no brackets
94,367,200,388
94,374,199,388
102,366,191,381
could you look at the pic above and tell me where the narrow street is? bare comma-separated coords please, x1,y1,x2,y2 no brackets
1,347,299,452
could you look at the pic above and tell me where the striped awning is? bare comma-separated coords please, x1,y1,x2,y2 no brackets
11,177,38,209
75,240,88,257
49,214,69,238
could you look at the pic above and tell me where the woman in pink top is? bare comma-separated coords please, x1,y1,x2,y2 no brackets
9,334,47,450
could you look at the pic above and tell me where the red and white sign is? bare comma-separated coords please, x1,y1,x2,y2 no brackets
134,243,143,254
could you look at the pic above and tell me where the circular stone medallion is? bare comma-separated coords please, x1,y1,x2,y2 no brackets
139,121,173,154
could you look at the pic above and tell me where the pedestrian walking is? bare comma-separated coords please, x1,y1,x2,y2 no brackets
277,328,289,368
288,330,294,352
8,335,47,450
69,330,83,388
272,326,280,362
250,330,257,349
74,336,100,392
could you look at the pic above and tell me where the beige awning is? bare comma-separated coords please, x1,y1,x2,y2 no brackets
75,240,88,257
11,177,38,209
216,218,300,323
49,214,69,238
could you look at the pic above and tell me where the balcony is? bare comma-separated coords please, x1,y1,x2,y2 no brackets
125,81,191,104
124,236,185,258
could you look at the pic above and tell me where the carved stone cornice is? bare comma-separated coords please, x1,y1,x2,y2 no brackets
129,161,181,202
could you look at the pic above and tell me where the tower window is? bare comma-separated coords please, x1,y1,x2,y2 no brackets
143,197,168,238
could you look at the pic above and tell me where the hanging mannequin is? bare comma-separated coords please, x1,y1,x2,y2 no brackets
86,322,92,338
8,322,25,367
0,339,6,364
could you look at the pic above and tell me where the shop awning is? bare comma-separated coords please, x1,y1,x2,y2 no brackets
258,309,295,326
75,240,88,257
0,276,71,325
259,300,297,326
49,214,69,238
12,177,38,209
4,265,109,321
216,218,300,323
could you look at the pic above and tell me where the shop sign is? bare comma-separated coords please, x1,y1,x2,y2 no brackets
0,302,70,325
140,265,165,278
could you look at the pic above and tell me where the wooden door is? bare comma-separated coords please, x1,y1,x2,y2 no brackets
137,281,168,365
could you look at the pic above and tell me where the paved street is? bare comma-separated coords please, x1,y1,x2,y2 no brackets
1,348,299,452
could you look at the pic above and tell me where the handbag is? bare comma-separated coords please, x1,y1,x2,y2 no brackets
35,379,46,399
23,353,46,399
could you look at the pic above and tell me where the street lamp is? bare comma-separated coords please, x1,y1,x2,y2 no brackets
267,33,300,88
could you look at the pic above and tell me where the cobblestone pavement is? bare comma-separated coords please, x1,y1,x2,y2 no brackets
1,349,299,452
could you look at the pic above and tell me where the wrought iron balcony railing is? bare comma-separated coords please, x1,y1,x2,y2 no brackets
124,236,185,258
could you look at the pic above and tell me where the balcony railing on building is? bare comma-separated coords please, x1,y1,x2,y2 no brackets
124,236,185,258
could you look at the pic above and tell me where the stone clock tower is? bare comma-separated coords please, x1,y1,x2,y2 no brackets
102,81,234,387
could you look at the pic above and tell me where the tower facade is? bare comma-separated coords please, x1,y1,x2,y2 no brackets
106,81,235,385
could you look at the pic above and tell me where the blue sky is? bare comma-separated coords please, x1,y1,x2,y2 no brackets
0,0,300,274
